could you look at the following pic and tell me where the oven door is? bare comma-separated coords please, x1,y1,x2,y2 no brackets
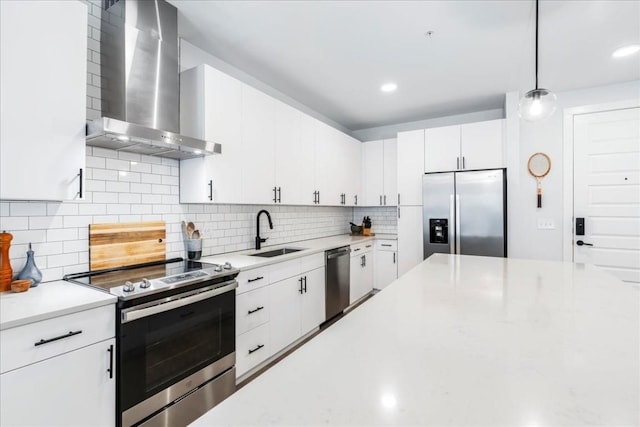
118,280,236,425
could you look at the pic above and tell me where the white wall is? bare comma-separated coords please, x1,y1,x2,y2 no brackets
506,80,640,261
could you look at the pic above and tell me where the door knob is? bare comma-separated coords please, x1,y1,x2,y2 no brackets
576,240,593,247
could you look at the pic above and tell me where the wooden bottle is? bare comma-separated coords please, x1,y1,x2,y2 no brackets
0,231,13,292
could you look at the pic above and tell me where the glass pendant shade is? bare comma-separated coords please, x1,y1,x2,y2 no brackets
518,88,557,121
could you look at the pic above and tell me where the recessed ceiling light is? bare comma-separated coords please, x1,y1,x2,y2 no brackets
381,83,397,93
117,135,130,142
612,44,640,58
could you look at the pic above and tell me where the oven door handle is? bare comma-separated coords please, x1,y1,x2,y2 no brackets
121,281,238,324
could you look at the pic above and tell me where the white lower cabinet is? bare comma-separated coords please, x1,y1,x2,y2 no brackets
235,254,325,380
374,239,398,289
398,206,424,277
350,242,374,304
236,322,271,377
269,266,325,355
0,305,116,427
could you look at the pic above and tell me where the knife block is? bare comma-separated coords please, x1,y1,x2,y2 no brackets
0,231,14,292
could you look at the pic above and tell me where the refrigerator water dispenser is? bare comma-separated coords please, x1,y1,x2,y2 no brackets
429,219,449,244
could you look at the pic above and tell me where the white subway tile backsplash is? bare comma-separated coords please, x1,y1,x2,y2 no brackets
63,215,93,228
0,216,29,231
48,253,79,268
93,168,118,181
106,158,130,171
152,164,171,176
92,147,119,159
107,204,131,215
29,216,63,230
11,202,47,216
119,171,141,183
63,240,88,254
141,173,162,184
151,184,171,195
92,192,119,204
131,204,153,214
118,193,141,204
105,181,130,193
130,162,151,174
141,194,162,204
86,180,106,192
47,228,78,242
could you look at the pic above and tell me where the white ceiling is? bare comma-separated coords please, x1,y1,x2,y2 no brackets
170,0,640,131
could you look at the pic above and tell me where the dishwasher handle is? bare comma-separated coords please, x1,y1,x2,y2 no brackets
326,247,351,259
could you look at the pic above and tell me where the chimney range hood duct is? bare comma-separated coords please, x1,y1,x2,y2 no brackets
86,0,220,159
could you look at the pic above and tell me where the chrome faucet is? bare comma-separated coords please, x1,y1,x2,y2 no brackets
255,210,273,250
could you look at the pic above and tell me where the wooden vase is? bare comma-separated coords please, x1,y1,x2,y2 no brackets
0,231,14,292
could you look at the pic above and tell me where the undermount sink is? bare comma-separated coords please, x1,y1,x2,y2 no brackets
250,248,305,258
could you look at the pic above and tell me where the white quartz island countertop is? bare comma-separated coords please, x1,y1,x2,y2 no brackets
193,254,639,426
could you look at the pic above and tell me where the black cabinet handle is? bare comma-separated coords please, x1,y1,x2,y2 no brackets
248,306,264,314
299,277,304,294
34,330,82,347
457,157,460,169
208,180,213,201
462,157,466,169
247,276,264,283
381,244,392,247
273,187,277,203
303,276,307,293
363,254,366,267
576,240,593,247
398,193,400,205
353,248,361,252
366,244,372,248
277,187,281,203
107,344,114,379
248,344,265,354
354,195,358,205
393,252,396,264
384,195,387,205
380,195,382,206
360,255,365,267
77,168,83,198
317,191,320,204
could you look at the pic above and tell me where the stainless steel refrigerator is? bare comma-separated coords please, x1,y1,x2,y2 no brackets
423,168,507,259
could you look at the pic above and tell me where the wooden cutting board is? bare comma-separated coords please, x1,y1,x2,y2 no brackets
89,221,166,270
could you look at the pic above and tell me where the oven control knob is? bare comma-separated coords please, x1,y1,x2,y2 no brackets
223,262,232,270
140,278,151,288
123,281,135,292
214,265,223,272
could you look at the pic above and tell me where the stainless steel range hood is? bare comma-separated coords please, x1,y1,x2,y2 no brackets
87,0,220,159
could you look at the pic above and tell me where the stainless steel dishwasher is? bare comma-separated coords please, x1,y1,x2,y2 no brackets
325,246,351,320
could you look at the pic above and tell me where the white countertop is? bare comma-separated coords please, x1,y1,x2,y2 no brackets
0,281,117,330
200,233,397,271
193,254,639,426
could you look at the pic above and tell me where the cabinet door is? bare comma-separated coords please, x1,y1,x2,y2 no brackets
275,104,315,205
314,121,343,205
362,140,384,206
349,255,363,304
383,138,398,206
397,206,424,276
241,84,276,204
269,275,303,354
345,136,362,207
361,251,374,296
0,338,115,427
397,130,425,206
460,119,504,170
300,267,326,335
180,65,243,203
0,1,86,201
424,125,461,172
374,250,398,290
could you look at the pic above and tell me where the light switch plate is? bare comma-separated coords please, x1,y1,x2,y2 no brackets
537,218,555,230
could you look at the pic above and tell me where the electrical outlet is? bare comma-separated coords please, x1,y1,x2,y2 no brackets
537,218,555,230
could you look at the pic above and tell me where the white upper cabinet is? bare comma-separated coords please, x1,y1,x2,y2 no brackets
180,65,243,203
241,85,277,205
0,0,87,201
274,103,315,205
460,119,505,170
344,135,362,207
397,130,425,206
362,138,397,207
362,140,384,206
383,139,398,206
424,119,504,173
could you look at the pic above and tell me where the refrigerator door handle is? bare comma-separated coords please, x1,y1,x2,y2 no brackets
455,194,461,254
449,194,455,254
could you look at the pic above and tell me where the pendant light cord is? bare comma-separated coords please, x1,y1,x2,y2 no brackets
535,0,539,90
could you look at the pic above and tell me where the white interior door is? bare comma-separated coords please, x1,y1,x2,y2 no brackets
573,107,640,283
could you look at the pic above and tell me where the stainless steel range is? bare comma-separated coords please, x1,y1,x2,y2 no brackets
64,257,239,427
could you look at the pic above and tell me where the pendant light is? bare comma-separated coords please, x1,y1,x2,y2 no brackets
519,0,557,121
